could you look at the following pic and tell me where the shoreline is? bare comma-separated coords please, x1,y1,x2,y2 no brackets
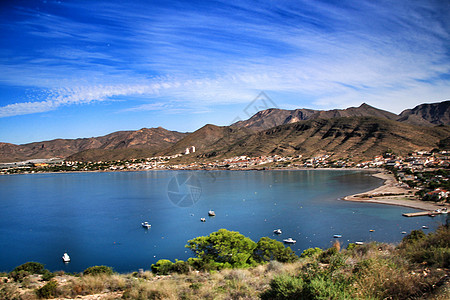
0,166,375,176
343,171,446,211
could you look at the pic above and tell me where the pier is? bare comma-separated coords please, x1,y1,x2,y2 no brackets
402,210,447,217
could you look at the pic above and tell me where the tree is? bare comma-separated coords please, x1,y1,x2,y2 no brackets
253,237,298,263
186,229,257,269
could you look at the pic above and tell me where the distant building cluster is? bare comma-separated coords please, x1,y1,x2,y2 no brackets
184,146,196,155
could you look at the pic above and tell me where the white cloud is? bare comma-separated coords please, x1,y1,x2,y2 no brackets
0,0,449,118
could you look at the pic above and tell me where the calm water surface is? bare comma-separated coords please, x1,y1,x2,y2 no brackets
0,170,446,273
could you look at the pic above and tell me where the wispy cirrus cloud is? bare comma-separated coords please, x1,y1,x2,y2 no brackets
0,0,449,120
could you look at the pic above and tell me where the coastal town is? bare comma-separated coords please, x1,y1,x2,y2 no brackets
1,148,448,173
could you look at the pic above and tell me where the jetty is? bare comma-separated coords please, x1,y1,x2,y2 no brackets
402,209,447,217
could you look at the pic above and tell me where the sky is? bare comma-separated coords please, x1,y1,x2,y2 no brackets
0,0,449,144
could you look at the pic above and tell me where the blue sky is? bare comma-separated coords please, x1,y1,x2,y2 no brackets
0,0,449,144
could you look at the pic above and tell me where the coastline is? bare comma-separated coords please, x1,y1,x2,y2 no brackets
343,171,445,211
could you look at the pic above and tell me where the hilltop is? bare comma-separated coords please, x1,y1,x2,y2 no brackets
0,100,449,163
0,127,187,163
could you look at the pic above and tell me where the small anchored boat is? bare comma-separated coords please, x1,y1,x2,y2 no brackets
62,252,70,263
200,218,206,222
422,225,429,229
401,231,407,234
355,241,364,245
283,237,296,244
141,222,151,229
333,234,342,238
369,229,375,232
273,229,282,234
208,210,216,216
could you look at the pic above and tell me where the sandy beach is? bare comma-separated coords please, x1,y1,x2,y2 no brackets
343,171,447,211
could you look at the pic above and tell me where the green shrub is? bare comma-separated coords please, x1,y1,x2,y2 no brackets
260,274,305,300
172,260,190,274
9,270,30,282
9,262,51,282
42,270,55,281
151,259,174,275
399,225,450,267
83,265,113,276
346,243,356,251
402,230,426,244
12,262,45,274
302,273,354,299
319,246,338,264
36,280,57,298
300,247,323,258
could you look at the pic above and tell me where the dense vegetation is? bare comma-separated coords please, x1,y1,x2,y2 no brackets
1,226,449,299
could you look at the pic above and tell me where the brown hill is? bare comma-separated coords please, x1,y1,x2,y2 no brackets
398,100,450,125
200,117,450,161
159,124,251,157
2,100,449,163
232,108,316,131
0,127,187,163
231,103,398,131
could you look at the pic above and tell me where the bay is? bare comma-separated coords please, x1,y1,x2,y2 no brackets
0,170,446,273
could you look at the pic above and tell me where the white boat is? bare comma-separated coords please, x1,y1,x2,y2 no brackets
355,241,364,245
200,218,206,222
283,238,296,244
208,210,215,216
273,229,282,234
422,225,429,229
62,252,70,263
401,231,407,234
333,234,342,238
142,222,151,229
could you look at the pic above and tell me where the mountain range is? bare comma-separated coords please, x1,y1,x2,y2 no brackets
1,100,449,163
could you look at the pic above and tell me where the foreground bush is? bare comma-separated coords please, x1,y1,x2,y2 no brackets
9,262,54,282
83,265,114,276
12,262,45,274
260,274,304,299
262,226,450,300
36,280,57,298
399,224,450,267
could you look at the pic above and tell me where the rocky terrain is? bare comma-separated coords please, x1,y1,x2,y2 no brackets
1,100,449,163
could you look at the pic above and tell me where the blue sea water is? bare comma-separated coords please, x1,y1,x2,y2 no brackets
0,170,446,273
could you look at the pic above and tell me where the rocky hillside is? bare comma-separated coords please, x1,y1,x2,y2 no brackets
232,101,450,131
0,127,187,163
1,100,449,163
398,101,450,126
232,103,399,131
198,117,450,161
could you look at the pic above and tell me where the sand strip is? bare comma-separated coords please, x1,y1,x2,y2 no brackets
343,171,446,211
